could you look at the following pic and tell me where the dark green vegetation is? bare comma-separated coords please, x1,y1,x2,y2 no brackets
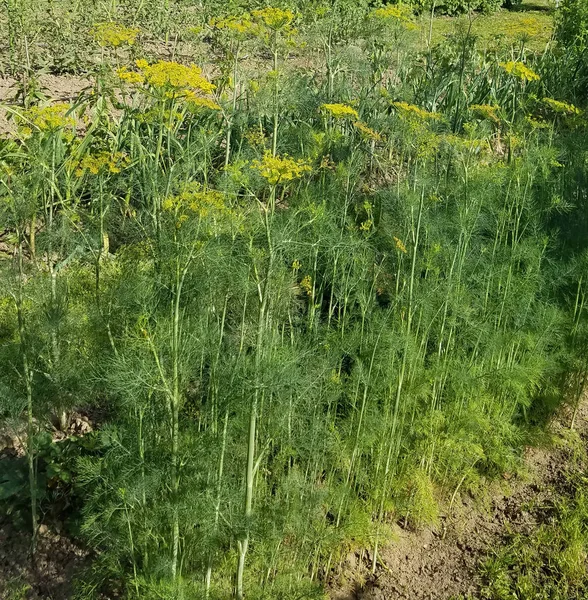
1,0,588,598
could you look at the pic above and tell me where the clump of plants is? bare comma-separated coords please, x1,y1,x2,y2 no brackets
0,1,587,599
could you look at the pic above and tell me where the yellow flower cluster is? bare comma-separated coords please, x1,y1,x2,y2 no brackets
162,187,232,229
299,275,313,296
180,91,221,111
354,120,382,141
210,13,260,37
72,151,129,177
499,61,540,82
392,102,441,121
503,16,542,39
252,152,311,186
394,236,407,253
292,259,301,271
20,103,75,132
117,66,145,85
470,104,501,124
542,97,582,116
321,103,359,120
90,22,139,47
370,4,416,29
252,7,295,31
134,60,216,93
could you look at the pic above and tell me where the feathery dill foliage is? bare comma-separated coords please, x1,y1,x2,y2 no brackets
1,0,588,598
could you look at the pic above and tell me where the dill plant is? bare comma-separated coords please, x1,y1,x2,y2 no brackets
2,4,588,600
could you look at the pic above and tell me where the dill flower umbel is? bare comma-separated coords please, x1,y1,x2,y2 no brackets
394,236,407,254
162,186,234,230
354,121,382,141
252,152,311,186
299,275,313,296
542,98,582,116
116,66,145,85
91,22,140,47
210,13,260,37
20,103,75,132
72,151,129,177
180,91,221,111
391,102,441,122
321,103,359,120
252,7,295,31
470,104,501,124
499,61,540,82
135,60,216,93
370,4,416,29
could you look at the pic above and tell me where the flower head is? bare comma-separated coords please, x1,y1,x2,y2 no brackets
354,120,382,141
394,236,407,253
19,103,75,132
252,152,311,186
135,60,216,93
542,97,582,116
91,22,140,47
72,151,129,177
252,7,296,31
321,103,359,120
391,102,441,122
499,61,540,82
469,104,501,124
210,13,260,37
370,4,416,29
117,66,145,85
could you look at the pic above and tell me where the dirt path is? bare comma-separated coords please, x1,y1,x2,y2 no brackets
331,400,587,600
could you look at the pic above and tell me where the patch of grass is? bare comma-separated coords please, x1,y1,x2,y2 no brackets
480,469,588,600
417,1,555,52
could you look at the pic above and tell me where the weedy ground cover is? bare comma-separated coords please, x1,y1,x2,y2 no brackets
0,0,587,599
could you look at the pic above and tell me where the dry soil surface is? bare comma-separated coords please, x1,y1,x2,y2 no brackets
331,400,588,600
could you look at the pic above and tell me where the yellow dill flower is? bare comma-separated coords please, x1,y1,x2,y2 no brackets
503,16,542,39
394,236,407,253
116,66,145,85
360,219,373,232
210,13,260,37
300,275,313,296
370,4,416,29
245,127,267,148
163,186,233,229
469,104,501,124
353,120,382,141
20,103,74,132
72,151,129,177
91,22,140,47
392,102,441,121
180,91,221,111
252,152,311,186
252,7,295,30
329,370,341,385
499,61,540,82
292,259,301,271
321,103,359,120
542,97,582,116
136,60,216,93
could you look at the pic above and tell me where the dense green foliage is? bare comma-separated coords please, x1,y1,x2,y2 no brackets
0,1,587,599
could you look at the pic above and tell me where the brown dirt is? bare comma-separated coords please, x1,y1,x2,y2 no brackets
0,412,95,600
0,522,90,600
330,400,588,600
0,74,90,135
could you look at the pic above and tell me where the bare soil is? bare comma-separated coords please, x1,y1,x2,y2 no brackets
331,400,587,600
